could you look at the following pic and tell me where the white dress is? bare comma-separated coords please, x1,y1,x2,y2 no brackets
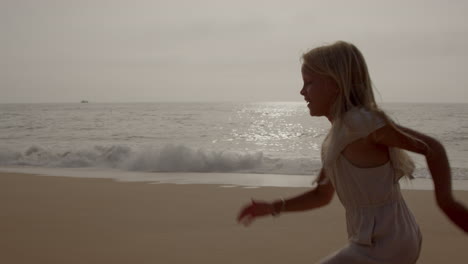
318,107,422,264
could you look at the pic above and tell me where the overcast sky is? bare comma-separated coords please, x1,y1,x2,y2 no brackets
1,0,467,103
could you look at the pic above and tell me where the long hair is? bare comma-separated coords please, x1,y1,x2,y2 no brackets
301,41,426,181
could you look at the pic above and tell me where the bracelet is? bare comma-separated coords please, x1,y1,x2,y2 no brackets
271,197,286,217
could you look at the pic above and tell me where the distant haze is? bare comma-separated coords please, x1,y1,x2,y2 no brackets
1,0,468,103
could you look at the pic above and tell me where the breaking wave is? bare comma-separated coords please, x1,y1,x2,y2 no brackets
0,144,321,176
0,144,466,179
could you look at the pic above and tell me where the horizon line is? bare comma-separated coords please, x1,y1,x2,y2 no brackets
1,100,468,105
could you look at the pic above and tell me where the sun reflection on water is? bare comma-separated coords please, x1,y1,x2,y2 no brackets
221,102,329,159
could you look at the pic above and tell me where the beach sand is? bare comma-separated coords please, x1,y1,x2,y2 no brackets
1,172,466,264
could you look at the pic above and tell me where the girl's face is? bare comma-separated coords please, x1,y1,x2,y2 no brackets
300,69,339,120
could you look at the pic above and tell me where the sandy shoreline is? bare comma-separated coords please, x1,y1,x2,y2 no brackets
2,166,468,190
1,172,467,264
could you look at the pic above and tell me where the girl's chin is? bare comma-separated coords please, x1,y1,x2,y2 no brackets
307,104,323,116
307,104,315,113
308,107,323,117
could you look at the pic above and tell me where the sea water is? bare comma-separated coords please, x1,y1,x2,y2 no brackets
0,102,467,187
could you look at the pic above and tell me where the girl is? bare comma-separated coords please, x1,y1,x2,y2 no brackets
237,41,468,264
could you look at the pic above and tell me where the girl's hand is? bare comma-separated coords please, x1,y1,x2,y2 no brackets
237,199,274,227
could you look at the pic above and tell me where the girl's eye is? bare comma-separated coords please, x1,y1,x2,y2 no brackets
303,82,312,89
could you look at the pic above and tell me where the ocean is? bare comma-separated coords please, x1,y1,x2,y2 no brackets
1,102,467,187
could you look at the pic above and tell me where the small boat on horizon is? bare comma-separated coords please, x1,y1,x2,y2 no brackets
81,100,89,103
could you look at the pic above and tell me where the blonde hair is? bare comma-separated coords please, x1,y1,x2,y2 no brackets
301,41,427,181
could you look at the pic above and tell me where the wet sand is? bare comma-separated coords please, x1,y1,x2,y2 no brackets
1,172,467,264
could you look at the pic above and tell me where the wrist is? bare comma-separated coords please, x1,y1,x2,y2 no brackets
271,198,286,217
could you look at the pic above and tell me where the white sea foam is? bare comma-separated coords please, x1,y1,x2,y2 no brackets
0,144,467,180
0,144,321,175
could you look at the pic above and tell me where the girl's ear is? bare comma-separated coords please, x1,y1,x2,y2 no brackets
331,83,339,95
326,77,339,95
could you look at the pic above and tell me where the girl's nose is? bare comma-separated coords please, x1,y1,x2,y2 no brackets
300,88,305,96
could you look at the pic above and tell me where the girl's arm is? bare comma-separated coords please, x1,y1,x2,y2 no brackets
271,169,334,213
237,169,334,226
371,124,468,233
